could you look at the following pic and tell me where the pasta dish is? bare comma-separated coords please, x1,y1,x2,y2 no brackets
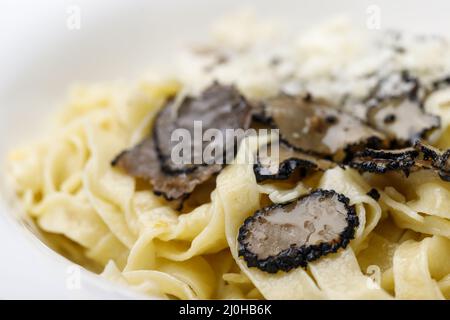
5,14,450,300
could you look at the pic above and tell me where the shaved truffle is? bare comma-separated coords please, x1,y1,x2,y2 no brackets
112,83,252,200
367,97,440,144
369,71,420,103
348,148,419,174
348,141,450,181
414,140,450,181
414,140,443,168
439,153,450,181
155,82,252,172
347,71,441,141
254,143,334,182
238,189,358,273
262,95,385,158
344,72,421,123
112,138,222,201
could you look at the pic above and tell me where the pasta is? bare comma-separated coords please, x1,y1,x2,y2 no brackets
5,14,450,300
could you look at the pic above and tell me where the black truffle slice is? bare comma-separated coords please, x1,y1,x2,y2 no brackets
414,140,450,181
439,150,450,182
367,97,440,144
238,189,358,273
112,82,252,200
262,95,385,157
369,71,421,103
154,82,252,172
348,148,419,174
413,140,443,168
112,138,222,201
253,143,334,182
349,142,450,182
343,71,422,123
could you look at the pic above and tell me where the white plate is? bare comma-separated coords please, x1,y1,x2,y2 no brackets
1,0,449,299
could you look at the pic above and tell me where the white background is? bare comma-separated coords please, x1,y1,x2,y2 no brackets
0,0,449,299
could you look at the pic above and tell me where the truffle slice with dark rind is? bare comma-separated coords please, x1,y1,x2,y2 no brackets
348,148,419,174
112,137,223,201
253,143,335,182
348,140,450,181
414,140,450,181
414,140,443,168
238,189,359,273
367,97,440,144
349,142,450,181
439,150,450,181
154,82,252,173
344,71,422,122
112,82,252,200
438,152,450,181
262,95,385,158
369,71,421,103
